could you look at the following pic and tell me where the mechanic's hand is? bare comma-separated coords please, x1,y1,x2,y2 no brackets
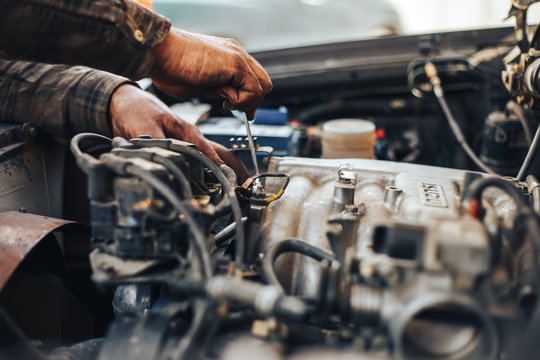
149,28,272,120
109,84,249,183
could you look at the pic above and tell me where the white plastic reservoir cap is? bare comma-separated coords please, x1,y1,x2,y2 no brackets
321,119,376,159
322,119,376,134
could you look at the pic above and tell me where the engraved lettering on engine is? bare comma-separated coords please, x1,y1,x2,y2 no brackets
419,182,448,208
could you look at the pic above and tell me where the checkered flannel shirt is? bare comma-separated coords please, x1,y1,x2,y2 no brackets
0,0,170,80
0,61,134,139
0,0,171,140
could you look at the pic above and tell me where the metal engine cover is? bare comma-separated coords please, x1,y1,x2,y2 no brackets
256,157,511,297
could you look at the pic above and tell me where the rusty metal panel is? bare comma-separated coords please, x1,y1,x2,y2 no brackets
0,211,78,291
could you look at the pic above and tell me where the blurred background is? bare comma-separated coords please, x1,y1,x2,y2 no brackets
150,0,540,51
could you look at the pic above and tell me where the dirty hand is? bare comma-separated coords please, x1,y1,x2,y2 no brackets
109,84,248,183
149,28,272,120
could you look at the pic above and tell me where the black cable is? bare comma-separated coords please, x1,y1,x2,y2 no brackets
70,133,111,158
424,63,497,175
262,238,336,290
465,176,528,210
167,145,245,268
124,165,212,279
152,154,193,200
135,140,246,269
70,133,112,172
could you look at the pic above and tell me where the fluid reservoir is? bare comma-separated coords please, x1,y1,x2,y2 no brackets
321,119,375,159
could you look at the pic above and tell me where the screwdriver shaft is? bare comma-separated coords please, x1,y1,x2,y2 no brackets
243,112,260,175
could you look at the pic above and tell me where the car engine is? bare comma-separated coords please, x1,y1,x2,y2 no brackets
61,131,537,360
2,1,540,360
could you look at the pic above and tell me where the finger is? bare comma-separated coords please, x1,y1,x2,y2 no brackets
220,37,272,96
218,71,263,114
211,141,249,184
245,53,273,95
192,138,224,166
162,116,225,166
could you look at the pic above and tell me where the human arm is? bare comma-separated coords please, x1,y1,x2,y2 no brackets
0,60,130,139
0,60,248,181
0,0,272,118
109,84,249,182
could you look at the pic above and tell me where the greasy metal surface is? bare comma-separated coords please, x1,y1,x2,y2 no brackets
0,122,62,218
0,144,51,215
259,158,470,296
257,157,503,359
258,157,514,298
0,211,75,290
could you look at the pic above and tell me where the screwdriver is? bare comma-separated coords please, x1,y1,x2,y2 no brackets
232,110,260,176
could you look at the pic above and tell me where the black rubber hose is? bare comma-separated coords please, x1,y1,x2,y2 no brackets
125,165,212,279
262,238,336,289
70,133,112,173
156,142,245,269
465,176,528,210
130,139,245,268
152,154,193,200
432,82,497,174
70,133,111,158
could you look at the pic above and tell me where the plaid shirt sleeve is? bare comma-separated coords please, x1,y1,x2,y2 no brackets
0,0,171,80
0,60,136,140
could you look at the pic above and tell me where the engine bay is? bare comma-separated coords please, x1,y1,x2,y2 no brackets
2,2,540,360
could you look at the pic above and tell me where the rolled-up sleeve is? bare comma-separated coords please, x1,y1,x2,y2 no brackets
0,60,135,140
0,0,171,80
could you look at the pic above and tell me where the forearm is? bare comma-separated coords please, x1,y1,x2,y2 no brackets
0,0,170,80
0,60,133,140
